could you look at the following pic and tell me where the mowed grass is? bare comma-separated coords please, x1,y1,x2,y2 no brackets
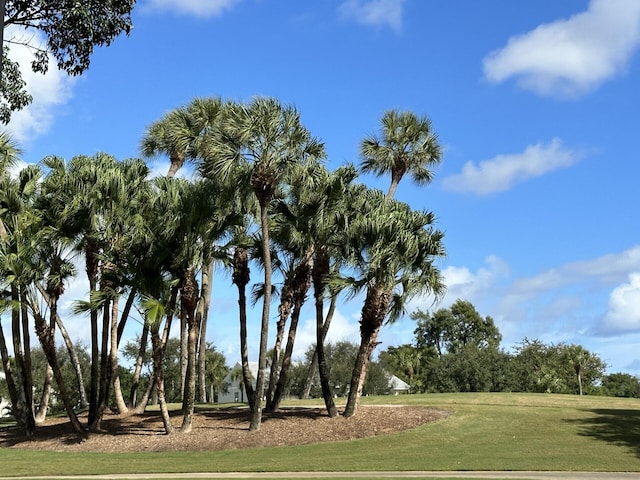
1,392,639,477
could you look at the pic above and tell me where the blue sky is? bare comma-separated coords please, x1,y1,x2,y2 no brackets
4,0,640,375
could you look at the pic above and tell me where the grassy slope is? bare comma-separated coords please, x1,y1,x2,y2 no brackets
1,393,639,476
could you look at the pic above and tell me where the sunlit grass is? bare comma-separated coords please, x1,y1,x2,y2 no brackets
1,393,639,476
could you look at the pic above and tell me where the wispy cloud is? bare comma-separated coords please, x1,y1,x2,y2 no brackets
483,0,640,98
338,0,405,32
5,27,76,143
143,0,242,17
442,138,584,195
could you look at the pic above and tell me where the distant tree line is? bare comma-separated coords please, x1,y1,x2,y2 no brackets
378,299,640,398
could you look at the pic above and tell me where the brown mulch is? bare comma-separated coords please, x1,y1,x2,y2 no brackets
0,405,449,453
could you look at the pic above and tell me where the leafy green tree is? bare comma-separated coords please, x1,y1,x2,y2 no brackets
601,373,640,398
296,341,389,398
412,299,502,356
1,0,135,122
201,344,228,403
560,344,606,396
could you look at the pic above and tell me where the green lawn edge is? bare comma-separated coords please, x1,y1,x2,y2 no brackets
1,392,639,477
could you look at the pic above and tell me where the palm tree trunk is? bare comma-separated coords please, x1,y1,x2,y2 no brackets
344,285,389,418
151,326,174,434
19,286,35,433
0,319,20,420
11,285,35,435
86,244,100,426
312,249,337,417
267,281,293,406
35,364,53,423
54,313,88,409
180,267,199,433
32,304,85,433
233,247,255,410
129,322,149,408
107,293,130,415
250,205,273,432
197,260,214,403
302,294,337,399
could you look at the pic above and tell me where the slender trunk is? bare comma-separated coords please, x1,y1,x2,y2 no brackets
12,285,34,435
35,364,53,423
269,285,307,410
91,294,112,431
37,283,89,408
35,309,56,424
313,248,337,417
112,288,136,412
110,295,128,414
129,322,149,408
269,257,312,411
197,260,214,403
302,294,337,399
0,319,20,420
151,325,174,434
133,376,155,414
267,279,293,406
577,370,583,396
146,285,178,432
32,303,85,433
180,267,199,433
19,286,35,430
180,308,188,402
233,247,254,410
54,313,88,409
86,244,100,426
249,205,272,432
344,285,389,418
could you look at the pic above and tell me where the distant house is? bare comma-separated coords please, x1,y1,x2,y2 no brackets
216,361,259,404
388,375,410,395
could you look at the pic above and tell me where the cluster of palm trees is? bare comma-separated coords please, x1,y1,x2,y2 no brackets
0,96,445,436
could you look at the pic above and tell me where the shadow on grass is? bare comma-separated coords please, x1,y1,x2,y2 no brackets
567,408,640,457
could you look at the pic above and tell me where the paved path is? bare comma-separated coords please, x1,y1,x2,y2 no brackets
4,472,640,479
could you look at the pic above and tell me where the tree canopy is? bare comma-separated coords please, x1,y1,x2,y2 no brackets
1,0,135,122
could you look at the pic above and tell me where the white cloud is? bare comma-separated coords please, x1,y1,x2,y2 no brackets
511,245,640,296
143,0,242,17
5,27,76,143
338,0,405,32
483,0,640,98
601,273,640,333
440,255,508,306
442,138,583,195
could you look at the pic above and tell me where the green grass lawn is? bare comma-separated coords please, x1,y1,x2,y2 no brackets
1,392,639,477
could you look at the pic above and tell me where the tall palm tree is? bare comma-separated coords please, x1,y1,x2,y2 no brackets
360,109,442,199
342,193,445,417
0,130,21,239
200,97,325,431
0,131,22,424
0,164,43,435
142,96,228,408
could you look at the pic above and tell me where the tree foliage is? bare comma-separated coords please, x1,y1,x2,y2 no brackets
1,0,135,122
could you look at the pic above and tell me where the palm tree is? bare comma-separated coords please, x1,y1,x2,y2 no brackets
200,97,325,431
142,97,228,408
342,193,445,417
0,131,23,424
360,109,442,199
0,131,21,239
